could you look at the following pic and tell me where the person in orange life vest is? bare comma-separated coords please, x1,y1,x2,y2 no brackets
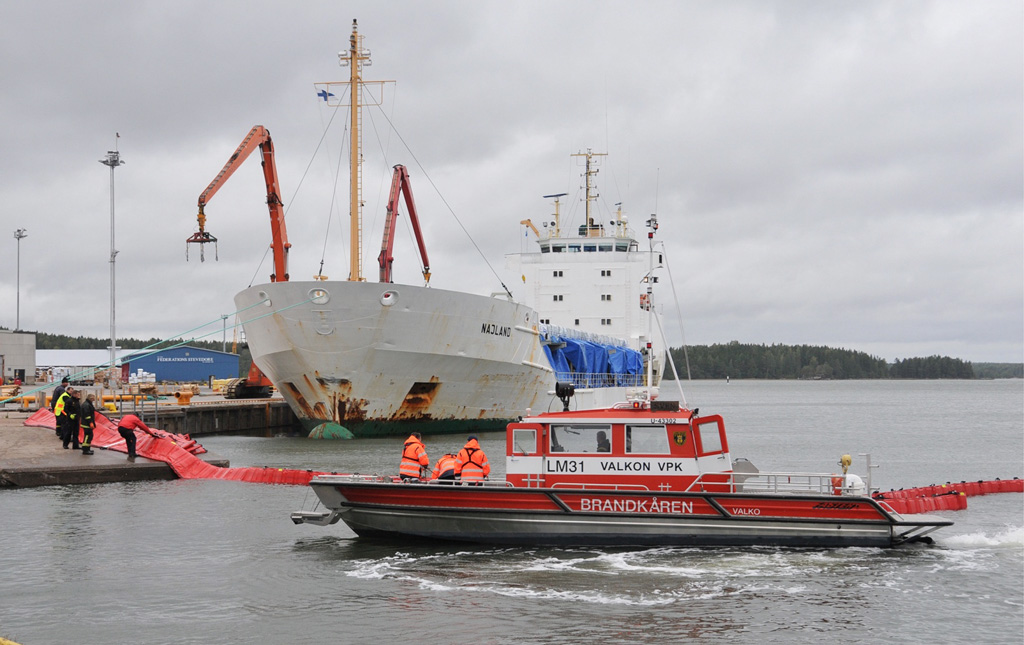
117,414,153,461
455,435,490,485
431,453,458,484
400,432,429,480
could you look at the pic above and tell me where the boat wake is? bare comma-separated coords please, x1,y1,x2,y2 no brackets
940,525,1024,548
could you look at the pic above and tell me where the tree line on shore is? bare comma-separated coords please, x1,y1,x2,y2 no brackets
13,330,1022,380
666,341,1021,380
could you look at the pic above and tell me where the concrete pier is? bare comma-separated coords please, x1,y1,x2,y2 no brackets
0,412,229,487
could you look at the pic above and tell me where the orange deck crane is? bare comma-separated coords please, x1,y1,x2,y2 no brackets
378,165,431,284
187,125,290,398
186,125,291,282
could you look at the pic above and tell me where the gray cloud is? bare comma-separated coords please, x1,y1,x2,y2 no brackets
1,0,1020,363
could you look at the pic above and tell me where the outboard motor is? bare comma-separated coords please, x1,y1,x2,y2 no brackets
555,381,575,412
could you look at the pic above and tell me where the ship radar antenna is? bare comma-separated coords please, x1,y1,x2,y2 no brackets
542,193,567,238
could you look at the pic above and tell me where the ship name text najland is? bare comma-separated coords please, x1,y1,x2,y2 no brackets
481,323,511,337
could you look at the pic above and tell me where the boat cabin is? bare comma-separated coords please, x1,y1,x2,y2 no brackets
506,395,734,492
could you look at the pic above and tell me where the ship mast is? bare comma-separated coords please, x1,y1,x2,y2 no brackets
571,149,606,232
339,20,372,281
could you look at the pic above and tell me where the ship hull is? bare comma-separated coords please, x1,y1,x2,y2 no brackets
236,280,559,437
296,479,949,548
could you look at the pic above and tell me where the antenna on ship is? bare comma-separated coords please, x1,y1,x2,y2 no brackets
317,20,392,282
542,193,567,238
571,149,606,236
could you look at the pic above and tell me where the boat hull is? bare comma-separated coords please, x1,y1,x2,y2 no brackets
299,479,950,548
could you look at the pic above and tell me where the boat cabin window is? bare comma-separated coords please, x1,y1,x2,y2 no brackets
615,242,630,252
540,244,550,253
695,419,724,455
625,425,670,454
599,244,612,252
583,244,597,252
549,424,612,453
568,244,581,253
512,428,537,455
552,244,565,253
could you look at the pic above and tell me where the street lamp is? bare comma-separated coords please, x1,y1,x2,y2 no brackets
13,228,27,330
221,315,229,353
99,140,125,371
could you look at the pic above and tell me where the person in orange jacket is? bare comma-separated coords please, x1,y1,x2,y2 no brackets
431,452,458,484
400,432,429,481
455,435,490,485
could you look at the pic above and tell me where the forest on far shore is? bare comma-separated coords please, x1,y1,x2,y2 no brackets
666,342,1022,380
10,331,1023,381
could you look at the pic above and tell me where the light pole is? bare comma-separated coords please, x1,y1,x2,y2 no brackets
13,228,27,330
99,141,125,371
221,315,229,353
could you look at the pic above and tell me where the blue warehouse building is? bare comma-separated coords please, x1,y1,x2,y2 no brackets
127,346,239,382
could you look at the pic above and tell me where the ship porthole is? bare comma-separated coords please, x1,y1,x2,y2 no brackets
309,288,330,305
258,291,272,307
381,290,399,307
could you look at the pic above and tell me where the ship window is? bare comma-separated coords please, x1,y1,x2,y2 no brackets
696,419,724,455
601,318,611,325
553,294,563,302
512,428,537,455
615,242,630,252
568,244,581,253
552,244,565,253
626,425,669,454
583,244,597,252
549,424,612,454
540,244,550,253
601,294,612,301
553,270,563,277
601,270,612,277
599,244,612,252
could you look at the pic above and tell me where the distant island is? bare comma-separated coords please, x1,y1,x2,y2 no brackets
666,342,1023,380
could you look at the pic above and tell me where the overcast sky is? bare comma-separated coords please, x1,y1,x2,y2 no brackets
1,0,1021,363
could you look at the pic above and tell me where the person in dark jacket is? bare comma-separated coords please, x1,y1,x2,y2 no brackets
62,388,81,450
51,376,69,436
80,393,96,455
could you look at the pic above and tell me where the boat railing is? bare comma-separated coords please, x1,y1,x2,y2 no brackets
553,372,646,389
687,471,850,496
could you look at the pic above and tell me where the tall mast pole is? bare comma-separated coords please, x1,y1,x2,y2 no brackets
14,228,27,330
343,19,370,282
100,140,124,371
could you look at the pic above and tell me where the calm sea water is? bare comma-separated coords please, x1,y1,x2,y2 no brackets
1,380,1021,644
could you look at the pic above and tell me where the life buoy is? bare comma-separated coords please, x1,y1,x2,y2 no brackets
831,475,844,496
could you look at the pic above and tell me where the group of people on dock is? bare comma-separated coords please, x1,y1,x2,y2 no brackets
50,376,154,460
401,432,491,484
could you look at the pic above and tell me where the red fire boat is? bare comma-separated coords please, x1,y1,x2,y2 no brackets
291,385,952,548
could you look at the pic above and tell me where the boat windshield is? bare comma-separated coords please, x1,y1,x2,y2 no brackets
549,424,611,453
626,425,670,454
512,428,537,455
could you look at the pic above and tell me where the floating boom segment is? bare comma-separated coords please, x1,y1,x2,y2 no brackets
186,125,291,282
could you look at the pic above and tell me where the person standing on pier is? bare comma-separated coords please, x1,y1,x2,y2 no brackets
455,435,490,485
399,432,429,481
62,388,82,450
54,387,74,447
51,378,69,438
117,414,153,461
80,393,96,455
